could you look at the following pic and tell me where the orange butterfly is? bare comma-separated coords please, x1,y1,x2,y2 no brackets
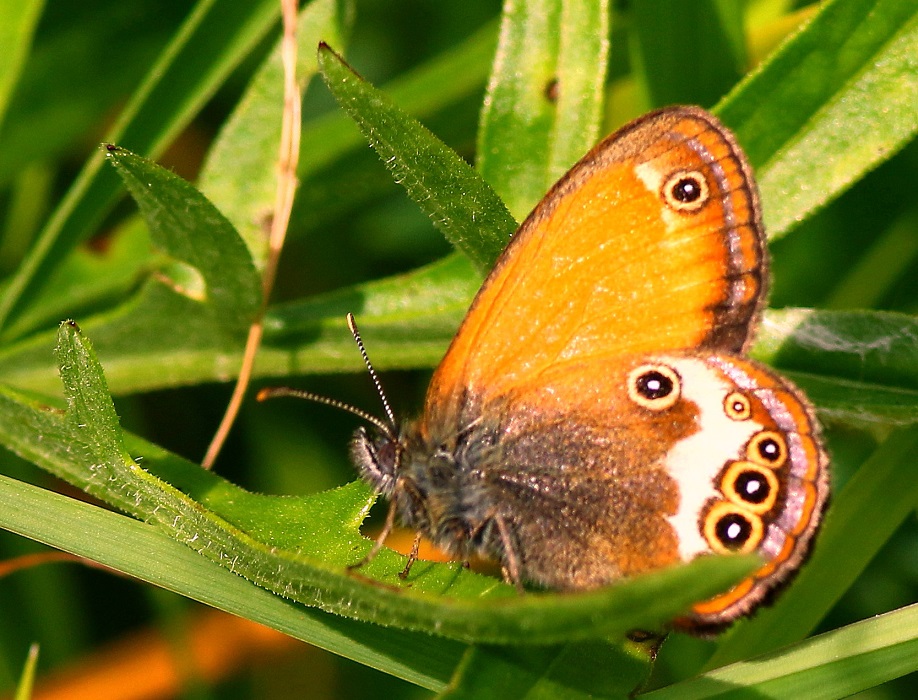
273,106,830,635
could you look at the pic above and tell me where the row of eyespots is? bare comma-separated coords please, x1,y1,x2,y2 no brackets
703,393,790,554
624,369,791,556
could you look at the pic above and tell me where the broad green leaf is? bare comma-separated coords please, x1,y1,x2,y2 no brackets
198,0,352,264
477,0,610,218
0,0,44,133
709,426,918,666
317,44,516,273
631,0,745,109
0,0,279,338
104,146,261,331
0,321,757,647
645,604,918,699
717,0,918,239
0,473,462,692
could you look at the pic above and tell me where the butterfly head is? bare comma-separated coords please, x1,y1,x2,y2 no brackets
350,424,402,498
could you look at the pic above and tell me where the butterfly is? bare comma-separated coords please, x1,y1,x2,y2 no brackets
273,105,830,635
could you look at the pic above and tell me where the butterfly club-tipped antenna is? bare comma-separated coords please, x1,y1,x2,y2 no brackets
346,312,398,435
256,313,398,442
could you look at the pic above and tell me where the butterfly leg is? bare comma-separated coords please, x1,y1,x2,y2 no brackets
494,514,524,593
398,532,423,580
348,496,398,571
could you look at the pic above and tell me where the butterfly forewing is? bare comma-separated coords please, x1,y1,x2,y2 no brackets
426,107,766,421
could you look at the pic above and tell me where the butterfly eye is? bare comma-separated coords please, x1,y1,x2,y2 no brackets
628,364,681,410
703,502,763,554
747,431,787,468
724,392,752,420
662,169,709,212
721,461,779,514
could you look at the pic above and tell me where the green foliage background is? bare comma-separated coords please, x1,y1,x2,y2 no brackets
0,0,915,697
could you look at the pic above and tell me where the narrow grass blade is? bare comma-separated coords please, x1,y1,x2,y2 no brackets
645,605,918,699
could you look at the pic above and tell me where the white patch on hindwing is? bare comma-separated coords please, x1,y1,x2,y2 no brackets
660,356,763,561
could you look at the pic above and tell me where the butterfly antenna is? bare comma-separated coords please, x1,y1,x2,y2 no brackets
256,386,395,439
346,312,397,431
